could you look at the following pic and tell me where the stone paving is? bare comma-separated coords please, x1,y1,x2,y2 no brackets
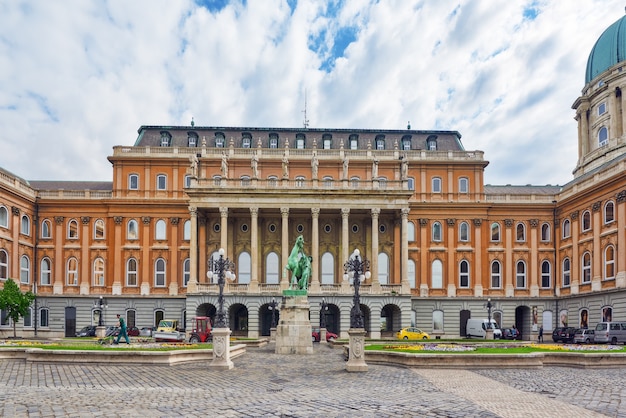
0,343,623,417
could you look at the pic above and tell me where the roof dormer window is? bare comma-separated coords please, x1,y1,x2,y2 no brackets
215,132,225,148
160,132,172,147
187,132,198,147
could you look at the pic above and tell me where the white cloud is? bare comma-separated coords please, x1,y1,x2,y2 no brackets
0,0,622,185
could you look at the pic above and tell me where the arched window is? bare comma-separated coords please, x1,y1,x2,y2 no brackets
183,258,190,286
375,134,385,150
432,221,442,242
160,131,172,147
66,257,78,286
39,308,49,327
93,257,105,286
155,219,166,240
0,206,8,228
598,126,608,146
188,132,198,147
401,135,412,150
94,219,105,239
408,221,415,242
183,220,191,241
491,260,501,288
321,252,334,284
296,133,307,149
0,249,7,280
541,260,551,288
459,177,469,193
432,309,444,331
459,221,469,242
241,133,252,148
431,259,443,289
126,258,138,286
408,259,416,288
40,258,51,285
154,258,166,287
266,252,279,284
156,174,167,190
127,220,138,240
562,258,571,287
184,175,192,188
562,218,571,238
427,135,437,150
581,252,591,283
349,134,359,150
516,223,526,242
295,176,305,188
238,252,251,284
21,215,30,236
41,219,51,239
20,255,30,284
459,260,470,288
408,177,415,190
128,174,139,190
582,210,591,232
491,222,501,242
516,260,526,288
604,201,615,224
541,223,550,242
214,132,225,148
378,252,389,284
269,133,279,148
604,245,615,280
432,177,442,193
67,219,78,239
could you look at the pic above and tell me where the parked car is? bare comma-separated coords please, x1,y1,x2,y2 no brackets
396,327,430,340
552,327,577,343
139,326,156,337
105,326,119,337
127,326,140,337
502,328,521,340
573,328,595,344
312,328,338,342
76,325,97,337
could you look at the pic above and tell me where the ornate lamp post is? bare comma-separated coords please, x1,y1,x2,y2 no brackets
319,297,329,344
343,249,371,372
486,298,492,324
484,298,494,340
269,297,279,329
94,296,108,326
206,248,236,329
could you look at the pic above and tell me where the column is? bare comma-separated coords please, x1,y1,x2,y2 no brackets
592,201,602,291
473,219,483,297
169,217,180,295
419,218,429,297
140,217,151,296
570,211,580,294
580,105,589,156
219,207,228,250
371,208,380,290
188,207,198,293
310,208,320,292
341,208,350,273
616,190,626,287
249,207,259,292
504,219,514,297
400,208,410,293
529,219,539,296
446,218,456,297
53,216,64,295
79,217,90,295
280,207,290,288
198,217,207,284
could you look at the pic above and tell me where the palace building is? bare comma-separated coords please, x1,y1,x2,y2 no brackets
1,14,626,340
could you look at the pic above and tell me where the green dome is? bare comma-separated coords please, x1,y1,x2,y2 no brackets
586,15,626,84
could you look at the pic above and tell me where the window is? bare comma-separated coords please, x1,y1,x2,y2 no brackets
432,221,442,242
431,259,443,289
349,134,359,150
427,135,438,150
375,135,385,150
408,177,415,190
20,255,30,284
127,220,138,240
604,246,615,280
240,175,250,187
459,177,469,193
266,252,279,284
582,210,591,232
183,220,191,241
184,175,192,188
598,127,608,147
67,219,78,239
562,258,571,287
126,258,138,286
183,258,191,286
188,133,198,147
351,177,360,188
237,252,251,284
598,102,606,115
459,260,470,288
491,261,501,288
296,133,306,149
94,219,105,239
155,258,166,287
604,201,615,224
160,132,171,147
432,177,442,193
459,221,469,242
93,257,105,286
581,252,591,283
322,134,332,149
401,135,412,150
562,219,571,238
155,219,166,240
129,174,139,190
39,308,49,327
40,258,51,285
516,223,526,242
491,223,501,242
242,133,252,148
41,219,51,239
268,175,278,188
408,259,416,288
433,310,444,331
269,134,279,149
156,174,167,190
215,132,225,148
323,176,333,188
541,260,551,288
23,307,32,327
378,253,389,285
295,176,305,188
66,257,78,286
1,309,10,326
0,250,7,280
0,206,7,228
21,215,30,236
321,252,334,284
541,223,550,242
408,222,415,242
516,260,526,288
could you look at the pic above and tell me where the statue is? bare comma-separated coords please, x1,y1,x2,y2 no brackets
189,154,198,178
221,152,229,177
282,151,289,179
311,151,319,179
342,156,349,180
285,235,312,290
372,157,379,179
400,154,408,180
251,151,259,178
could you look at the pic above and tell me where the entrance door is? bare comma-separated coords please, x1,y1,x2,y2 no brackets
64,306,76,337
460,310,471,337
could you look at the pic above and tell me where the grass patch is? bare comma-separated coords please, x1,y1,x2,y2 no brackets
0,340,212,351
366,342,626,354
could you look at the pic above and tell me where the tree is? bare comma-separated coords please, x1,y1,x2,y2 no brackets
0,278,35,338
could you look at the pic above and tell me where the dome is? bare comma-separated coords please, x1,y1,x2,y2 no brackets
585,14,626,84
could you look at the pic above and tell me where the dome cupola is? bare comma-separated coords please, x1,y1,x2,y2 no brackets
585,14,626,85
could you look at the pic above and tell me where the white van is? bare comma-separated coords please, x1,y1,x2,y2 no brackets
594,322,626,344
466,318,502,339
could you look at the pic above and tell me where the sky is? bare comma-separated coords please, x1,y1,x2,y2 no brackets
0,0,624,186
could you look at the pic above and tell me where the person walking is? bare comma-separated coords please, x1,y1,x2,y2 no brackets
114,314,130,344
538,325,544,343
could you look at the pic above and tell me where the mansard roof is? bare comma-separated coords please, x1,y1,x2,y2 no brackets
28,181,112,191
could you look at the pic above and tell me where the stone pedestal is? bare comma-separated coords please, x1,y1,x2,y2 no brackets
485,329,494,340
96,325,106,338
209,327,234,370
275,295,313,354
320,328,327,345
346,328,368,372
270,327,276,342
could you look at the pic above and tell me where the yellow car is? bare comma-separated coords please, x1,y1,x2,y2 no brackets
397,327,430,340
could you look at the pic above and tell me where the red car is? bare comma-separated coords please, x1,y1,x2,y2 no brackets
312,328,338,342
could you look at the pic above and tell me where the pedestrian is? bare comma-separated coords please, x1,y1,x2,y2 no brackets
114,314,130,344
538,325,544,343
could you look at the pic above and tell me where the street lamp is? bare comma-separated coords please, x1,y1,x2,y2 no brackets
93,296,108,326
269,297,279,328
319,298,328,329
206,248,236,329
343,249,371,329
485,298,492,324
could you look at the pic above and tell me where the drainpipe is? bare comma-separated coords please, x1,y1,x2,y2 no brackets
552,199,558,330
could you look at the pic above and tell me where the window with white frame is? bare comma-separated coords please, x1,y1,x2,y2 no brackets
541,223,550,241
156,174,167,190
188,133,198,147
0,250,7,280
562,218,571,238
155,258,166,287
582,210,591,232
237,252,251,284
242,134,252,148
94,219,105,239
581,252,591,283
266,252,279,284
491,260,501,288
296,133,306,149
459,177,469,193
295,176,305,188
41,219,51,239
408,259,416,288
431,259,443,289
160,132,171,147
432,177,442,193
604,245,615,280
401,136,411,150
321,252,334,285
183,220,191,241
375,135,385,150
93,257,105,286
378,252,389,285
598,126,608,147
516,260,526,288
20,255,30,284
408,222,415,242
269,134,278,148
433,310,444,331
183,258,191,287
459,260,470,288
127,220,138,240
604,201,615,224
66,257,78,286
67,219,78,239
21,215,30,236
598,102,606,115
155,219,166,240
184,175,191,188
0,206,7,228
39,308,49,327
516,222,526,242
432,221,442,242
349,134,358,150
408,177,415,190
126,258,138,286
491,223,501,242
562,258,571,287
215,133,225,148
40,258,51,285
541,260,551,288
129,174,139,190
459,221,469,242
322,134,331,149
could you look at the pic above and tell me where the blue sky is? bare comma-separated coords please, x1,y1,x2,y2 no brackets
0,0,624,185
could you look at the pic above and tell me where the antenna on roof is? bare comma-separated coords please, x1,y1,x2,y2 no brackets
302,90,310,129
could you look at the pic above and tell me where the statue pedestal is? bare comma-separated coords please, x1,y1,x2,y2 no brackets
209,328,234,370
485,329,494,340
320,328,328,344
346,328,368,372
96,325,106,338
275,295,313,354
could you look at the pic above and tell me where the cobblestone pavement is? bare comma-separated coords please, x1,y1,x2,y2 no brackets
0,343,622,417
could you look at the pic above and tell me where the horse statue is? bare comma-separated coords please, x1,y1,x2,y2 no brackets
285,235,311,290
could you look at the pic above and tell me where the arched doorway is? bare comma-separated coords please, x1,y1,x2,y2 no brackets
64,306,76,338
515,306,530,340
259,303,280,336
381,304,401,337
460,309,471,337
230,303,248,336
